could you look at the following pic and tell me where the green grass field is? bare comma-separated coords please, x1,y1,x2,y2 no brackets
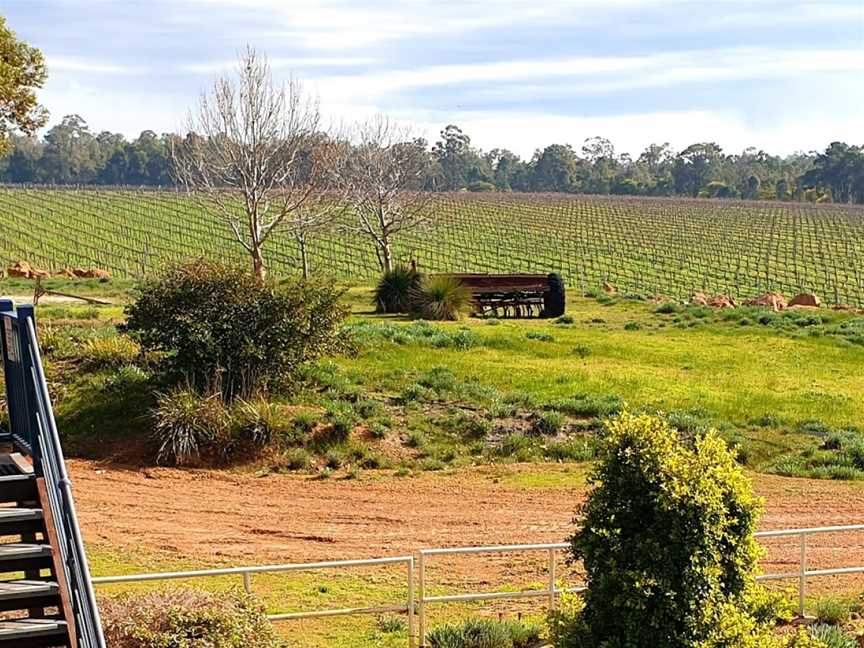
2,188,864,305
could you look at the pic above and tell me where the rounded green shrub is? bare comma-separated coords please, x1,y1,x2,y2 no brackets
373,263,421,313
563,412,784,647
410,275,473,321
123,259,347,401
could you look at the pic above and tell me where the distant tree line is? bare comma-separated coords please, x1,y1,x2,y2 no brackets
1,115,863,204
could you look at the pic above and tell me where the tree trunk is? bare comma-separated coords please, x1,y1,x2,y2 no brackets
298,235,309,279
251,245,266,282
381,239,393,272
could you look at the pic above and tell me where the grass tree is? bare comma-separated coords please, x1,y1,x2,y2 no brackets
173,46,327,281
341,115,432,272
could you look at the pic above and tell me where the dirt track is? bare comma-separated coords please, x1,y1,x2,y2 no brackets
70,461,864,592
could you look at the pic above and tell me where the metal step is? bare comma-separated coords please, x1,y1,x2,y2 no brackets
0,508,43,535
0,475,37,503
0,544,52,574
0,618,68,645
0,580,60,612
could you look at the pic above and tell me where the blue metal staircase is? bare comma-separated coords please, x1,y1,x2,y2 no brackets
0,300,105,648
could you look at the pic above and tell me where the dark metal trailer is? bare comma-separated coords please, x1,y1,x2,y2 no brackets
434,273,566,318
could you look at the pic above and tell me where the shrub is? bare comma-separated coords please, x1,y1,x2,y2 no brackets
815,597,852,625
123,259,347,400
99,587,283,648
526,330,554,342
230,398,285,449
532,409,567,435
808,624,857,648
151,388,230,465
80,335,140,368
655,301,680,314
556,314,575,324
273,447,311,471
374,264,421,313
410,275,473,321
564,412,780,647
427,618,540,648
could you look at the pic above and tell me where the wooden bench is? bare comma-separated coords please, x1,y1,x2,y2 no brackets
433,273,566,319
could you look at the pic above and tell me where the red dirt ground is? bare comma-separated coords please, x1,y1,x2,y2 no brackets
70,460,864,594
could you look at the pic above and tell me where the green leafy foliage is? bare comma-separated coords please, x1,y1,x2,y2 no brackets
123,259,347,400
99,587,284,647
562,412,783,647
0,16,48,155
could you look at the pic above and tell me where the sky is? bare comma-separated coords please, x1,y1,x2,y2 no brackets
4,0,864,158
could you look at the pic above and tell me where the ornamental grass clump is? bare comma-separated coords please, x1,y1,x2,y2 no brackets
374,263,421,313
410,275,473,321
556,412,789,647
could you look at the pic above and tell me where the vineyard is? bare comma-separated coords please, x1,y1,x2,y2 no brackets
2,187,864,305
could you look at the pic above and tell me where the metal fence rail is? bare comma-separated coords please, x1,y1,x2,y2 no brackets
90,524,864,647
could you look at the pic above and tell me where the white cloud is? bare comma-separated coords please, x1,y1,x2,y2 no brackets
46,57,149,75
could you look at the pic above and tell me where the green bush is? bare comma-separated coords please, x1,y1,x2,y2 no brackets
563,412,782,647
151,388,230,465
410,275,473,321
123,259,347,400
374,264,421,313
99,587,284,647
428,618,540,648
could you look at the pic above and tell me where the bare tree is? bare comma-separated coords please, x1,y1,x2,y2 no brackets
173,46,323,280
285,135,350,278
341,115,432,272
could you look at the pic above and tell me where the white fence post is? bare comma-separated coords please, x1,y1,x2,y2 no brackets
548,548,557,610
418,551,427,648
799,533,807,617
408,556,416,648
243,572,252,594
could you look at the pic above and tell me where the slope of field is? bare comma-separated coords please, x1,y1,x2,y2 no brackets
2,188,864,305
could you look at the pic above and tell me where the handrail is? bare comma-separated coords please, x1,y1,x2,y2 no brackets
0,300,106,648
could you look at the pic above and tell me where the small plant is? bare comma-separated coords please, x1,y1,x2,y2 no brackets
526,330,554,342
815,597,852,625
273,447,311,471
80,335,140,368
623,321,641,331
376,615,407,634
374,264,421,313
151,388,229,465
572,343,591,358
654,302,680,314
231,398,283,448
427,618,540,648
808,624,857,648
532,409,567,435
556,314,575,324
410,275,473,321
